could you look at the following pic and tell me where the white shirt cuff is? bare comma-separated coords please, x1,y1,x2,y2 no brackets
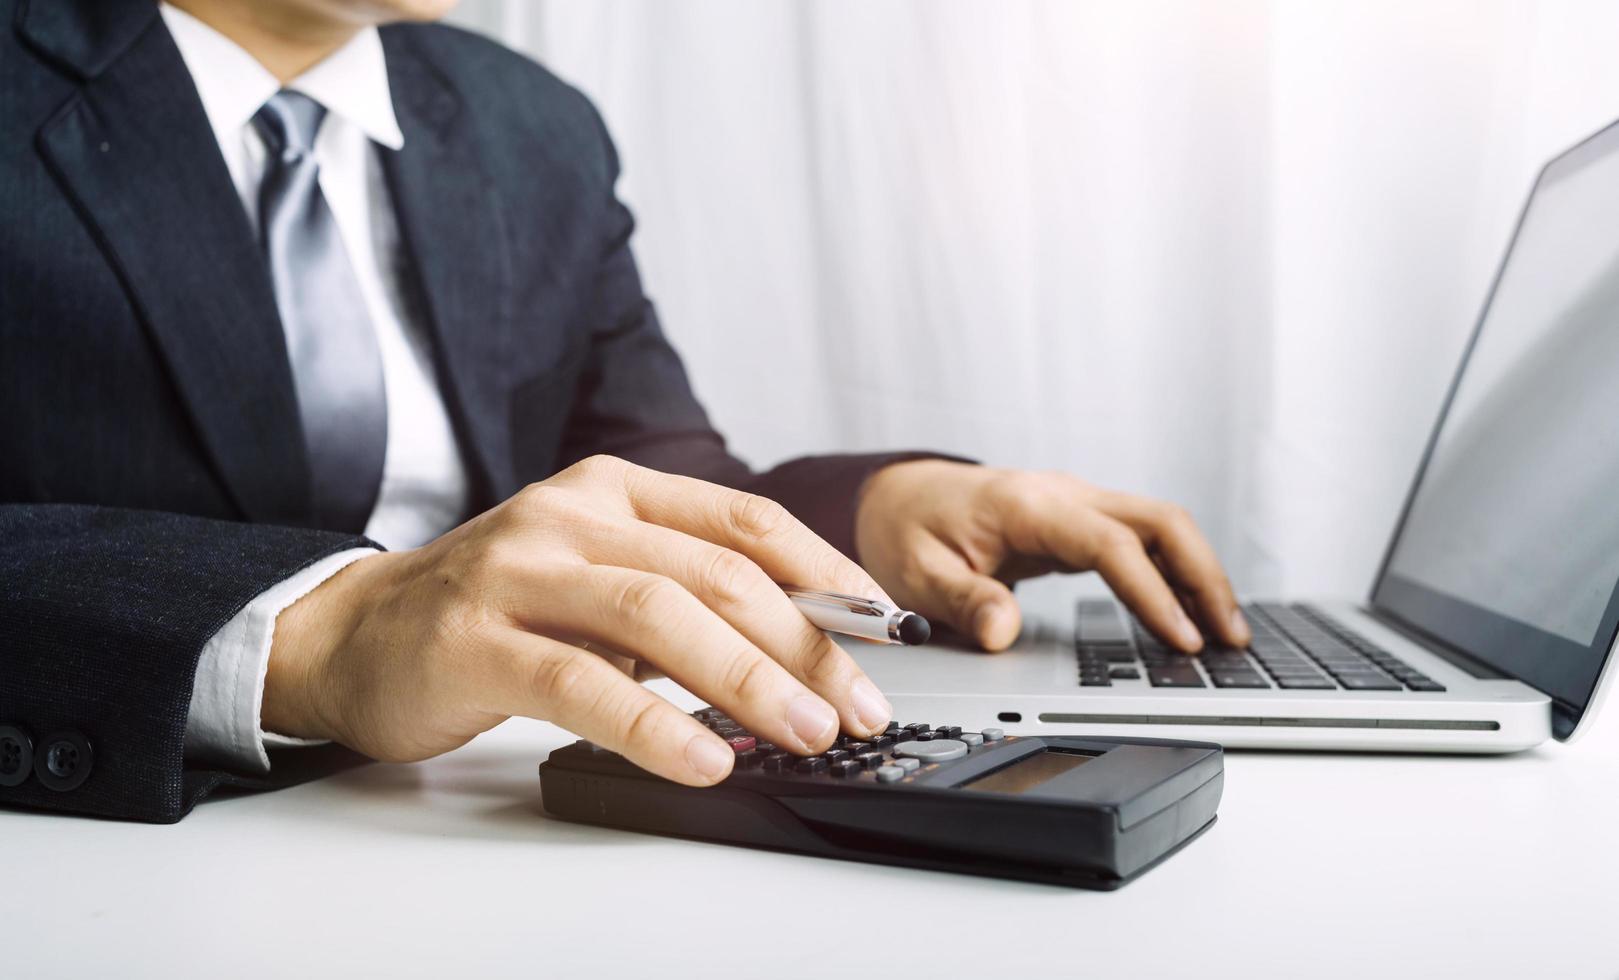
184,547,377,774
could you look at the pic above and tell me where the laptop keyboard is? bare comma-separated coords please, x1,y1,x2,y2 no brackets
1076,600,1446,693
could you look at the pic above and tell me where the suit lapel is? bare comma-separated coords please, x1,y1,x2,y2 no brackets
377,29,512,509
34,11,313,526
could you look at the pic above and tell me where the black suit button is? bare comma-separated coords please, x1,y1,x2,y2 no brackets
0,725,33,787
34,731,92,792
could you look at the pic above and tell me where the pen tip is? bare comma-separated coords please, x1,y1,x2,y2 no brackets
898,613,931,646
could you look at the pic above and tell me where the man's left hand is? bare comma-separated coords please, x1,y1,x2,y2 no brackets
854,460,1252,653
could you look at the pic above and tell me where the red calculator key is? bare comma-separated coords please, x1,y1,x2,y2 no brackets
726,735,757,754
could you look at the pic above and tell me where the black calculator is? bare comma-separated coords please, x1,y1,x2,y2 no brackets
539,709,1223,889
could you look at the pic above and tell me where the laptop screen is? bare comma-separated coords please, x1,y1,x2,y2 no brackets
1372,118,1619,736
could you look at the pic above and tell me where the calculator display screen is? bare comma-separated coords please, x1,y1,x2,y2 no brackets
961,748,1094,795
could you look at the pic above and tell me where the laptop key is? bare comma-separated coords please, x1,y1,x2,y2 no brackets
1210,673,1271,689
1337,674,1402,691
1275,676,1338,689
1148,668,1206,688
1406,679,1447,692
1266,666,1325,678
1075,607,1131,644
1109,667,1141,680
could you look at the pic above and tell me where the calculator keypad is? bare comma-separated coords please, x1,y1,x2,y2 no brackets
687,709,1007,785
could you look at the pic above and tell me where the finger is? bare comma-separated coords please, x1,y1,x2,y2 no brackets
580,520,893,738
904,534,1022,651
581,643,658,681
598,460,891,603
1026,508,1205,653
1091,492,1249,647
502,564,844,754
487,628,735,786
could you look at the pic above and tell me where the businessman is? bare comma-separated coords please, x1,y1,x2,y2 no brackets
0,0,1250,822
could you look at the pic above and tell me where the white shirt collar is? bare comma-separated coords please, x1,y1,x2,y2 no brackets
159,3,405,152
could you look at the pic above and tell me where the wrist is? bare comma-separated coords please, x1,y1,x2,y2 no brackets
263,550,393,742
855,459,979,555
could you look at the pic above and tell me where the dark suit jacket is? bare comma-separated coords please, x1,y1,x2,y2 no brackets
0,0,938,822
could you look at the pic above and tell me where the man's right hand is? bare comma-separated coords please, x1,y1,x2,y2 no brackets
262,455,896,786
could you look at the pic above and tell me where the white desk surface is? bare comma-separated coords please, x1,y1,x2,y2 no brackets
6,675,1619,978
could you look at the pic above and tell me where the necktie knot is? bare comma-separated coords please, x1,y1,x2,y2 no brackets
253,90,327,164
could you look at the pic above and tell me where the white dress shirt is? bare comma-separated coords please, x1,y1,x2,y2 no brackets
161,4,470,773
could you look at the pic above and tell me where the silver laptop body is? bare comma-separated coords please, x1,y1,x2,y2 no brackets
848,117,1619,754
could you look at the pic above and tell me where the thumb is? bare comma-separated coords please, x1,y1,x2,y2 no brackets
909,537,1022,651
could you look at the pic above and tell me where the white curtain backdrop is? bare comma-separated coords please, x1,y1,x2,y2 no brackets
448,0,1619,604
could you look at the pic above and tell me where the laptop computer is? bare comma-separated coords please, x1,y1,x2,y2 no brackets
848,116,1619,753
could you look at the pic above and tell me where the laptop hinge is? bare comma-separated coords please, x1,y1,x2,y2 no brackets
1363,606,1581,739
1360,606,1510,679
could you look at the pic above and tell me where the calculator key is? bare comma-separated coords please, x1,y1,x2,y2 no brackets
828,759,861,778
823,749,850,764
894,738,969,763
884,722,902,735
871,735,895,750
714,725,745,739
844,742,872,756
936,726,962,739
958,733,984,747
795,757,829,774
893,757,921,773
854,752,885,770
874,765,905,783
892,729,916,743
753,742,777,755
913,731,936,742
904,723,930,733
726,735,757,753
763,753,794,772
734,749,766,769
982,728,1005,742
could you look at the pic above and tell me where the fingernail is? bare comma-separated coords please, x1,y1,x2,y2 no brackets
1174,606,1203,650
685,735,732,781
1230,607,1251,642
849,676,893,733
786,695,838,749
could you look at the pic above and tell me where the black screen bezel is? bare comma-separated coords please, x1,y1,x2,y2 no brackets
1368,116,1619,738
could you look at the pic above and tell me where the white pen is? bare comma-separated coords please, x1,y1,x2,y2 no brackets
784,588,932,645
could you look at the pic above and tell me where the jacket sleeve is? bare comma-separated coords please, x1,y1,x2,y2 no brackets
0,505,370,823
554,110,965,562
